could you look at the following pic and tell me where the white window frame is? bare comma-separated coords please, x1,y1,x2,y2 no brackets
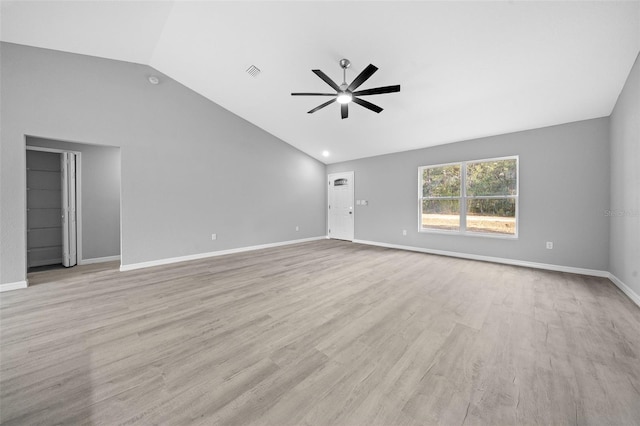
418,155,519,239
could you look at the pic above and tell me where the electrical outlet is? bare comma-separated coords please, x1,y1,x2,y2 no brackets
295,226,299,231
403,230,407,236
211,233,217,240
546,241,553,249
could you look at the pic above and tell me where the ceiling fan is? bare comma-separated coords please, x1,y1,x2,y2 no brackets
291,59,400,119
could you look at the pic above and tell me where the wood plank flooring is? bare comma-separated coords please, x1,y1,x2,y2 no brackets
1,240,639,425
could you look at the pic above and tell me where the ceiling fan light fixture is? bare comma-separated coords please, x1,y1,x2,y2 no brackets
336,91,352,104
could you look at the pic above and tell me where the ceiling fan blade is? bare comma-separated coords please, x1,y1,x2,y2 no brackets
352,97,383,113
353,85,401,96
308,98,336,114
341,103,348,119
291,92,336,96
312,69,341,92
346,64,378,92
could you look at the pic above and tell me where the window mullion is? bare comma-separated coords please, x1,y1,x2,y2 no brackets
460,162,466,233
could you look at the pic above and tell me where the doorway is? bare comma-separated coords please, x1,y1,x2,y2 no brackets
328,171,354,241
26,147,80,271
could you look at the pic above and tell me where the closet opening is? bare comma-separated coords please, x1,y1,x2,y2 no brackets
26,147,79,271
25,136,121,277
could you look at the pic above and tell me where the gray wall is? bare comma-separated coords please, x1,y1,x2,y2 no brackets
0,42,326,284
26,137,121,262
610,52,640,296
328,118,611,271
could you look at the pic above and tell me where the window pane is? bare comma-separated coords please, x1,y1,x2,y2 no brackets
466,159,517,197
422,165,461,198
421,199,460,231
466,198,516,235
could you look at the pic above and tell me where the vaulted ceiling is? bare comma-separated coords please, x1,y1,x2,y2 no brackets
2,1,639,163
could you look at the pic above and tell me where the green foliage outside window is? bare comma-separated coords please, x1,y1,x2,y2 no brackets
466,159,517,196
466,158,517,217
422,165,460,198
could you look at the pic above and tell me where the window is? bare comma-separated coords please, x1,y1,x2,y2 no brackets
419,156,518,237
420,163,461,231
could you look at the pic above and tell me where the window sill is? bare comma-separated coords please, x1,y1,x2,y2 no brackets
418,228,518,240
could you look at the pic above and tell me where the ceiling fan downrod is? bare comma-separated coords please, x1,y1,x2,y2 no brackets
339,58,351,86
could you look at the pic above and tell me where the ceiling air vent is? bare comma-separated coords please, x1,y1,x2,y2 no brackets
246,65,261,78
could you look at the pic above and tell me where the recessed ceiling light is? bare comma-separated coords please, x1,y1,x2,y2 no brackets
322,150,330,157
148,75,160,85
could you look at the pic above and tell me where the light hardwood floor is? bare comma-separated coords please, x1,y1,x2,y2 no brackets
1,240,639,425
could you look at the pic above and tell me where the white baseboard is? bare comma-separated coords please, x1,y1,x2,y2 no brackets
608,273,640,308
353,239,610,278
120,236,327,272
0,280,29,292
80,255,121,265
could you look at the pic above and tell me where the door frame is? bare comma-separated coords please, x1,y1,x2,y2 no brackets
25,146,82,269
327,171,355,241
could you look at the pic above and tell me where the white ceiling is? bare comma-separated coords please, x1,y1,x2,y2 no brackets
2,1,639,164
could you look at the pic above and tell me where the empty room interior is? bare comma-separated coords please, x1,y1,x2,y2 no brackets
1,1,639,425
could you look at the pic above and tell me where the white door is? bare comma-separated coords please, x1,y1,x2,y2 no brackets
328,171,354,241
61,152,77,267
